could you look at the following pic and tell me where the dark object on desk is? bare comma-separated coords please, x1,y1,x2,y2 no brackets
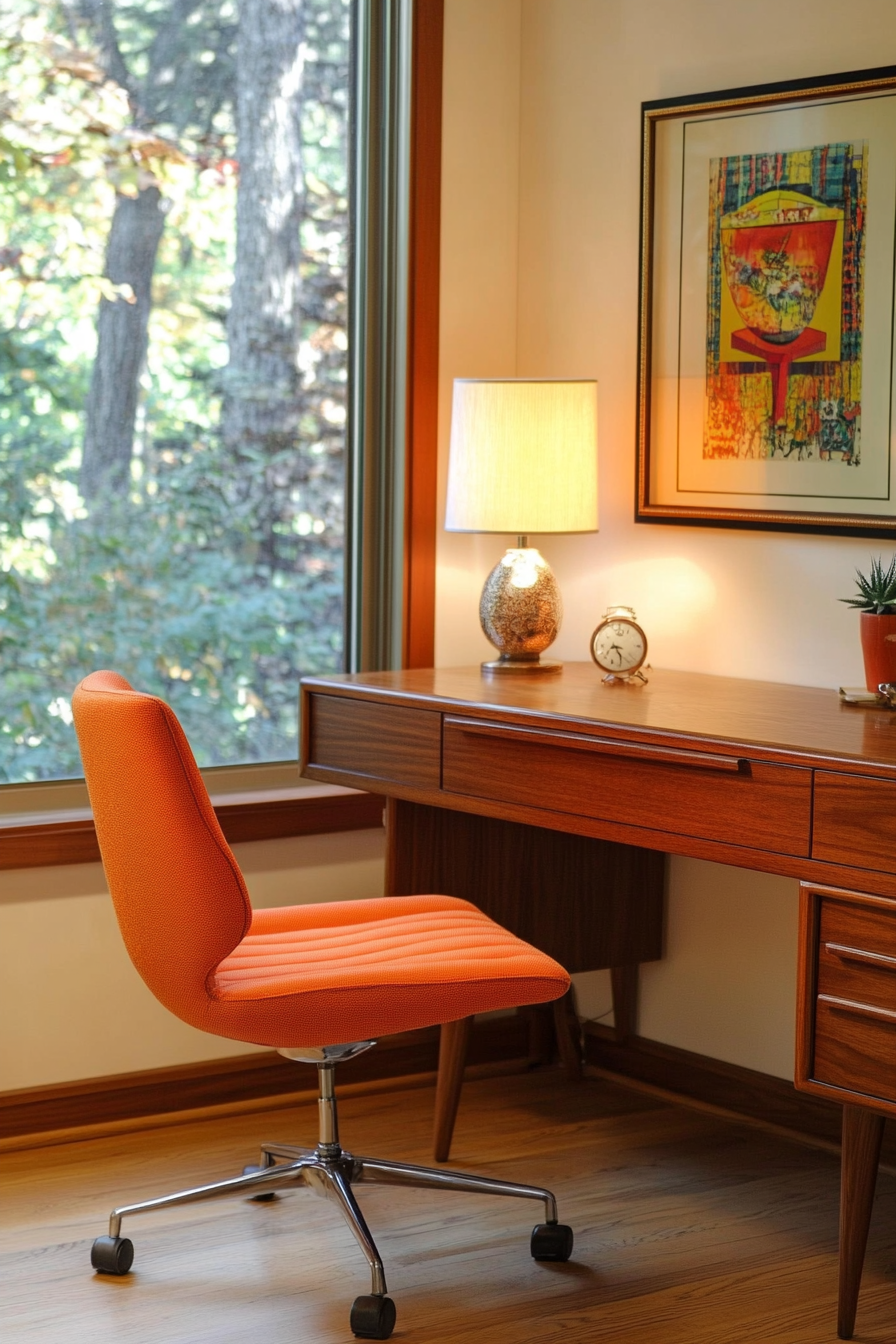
840,683,896,707
301,662,896,1339
71,670,573,1341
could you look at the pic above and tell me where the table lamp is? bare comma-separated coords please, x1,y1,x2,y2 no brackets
446,378,598,673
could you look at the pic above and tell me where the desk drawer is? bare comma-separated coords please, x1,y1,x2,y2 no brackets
442,717,812,854
818,897,896,1012
306,694,441,789
806,890,896,1107
813,772,896,873
813,996,896,1104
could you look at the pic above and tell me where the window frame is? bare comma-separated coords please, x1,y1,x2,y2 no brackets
0,0,442,869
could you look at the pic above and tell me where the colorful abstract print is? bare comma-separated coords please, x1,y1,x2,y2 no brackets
703,142,866,463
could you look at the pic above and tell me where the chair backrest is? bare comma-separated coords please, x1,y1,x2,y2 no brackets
72,671,252,1027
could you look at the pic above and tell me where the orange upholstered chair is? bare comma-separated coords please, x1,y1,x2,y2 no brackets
72,671,573,1340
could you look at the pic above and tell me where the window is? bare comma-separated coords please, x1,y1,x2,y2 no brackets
0,0,352,784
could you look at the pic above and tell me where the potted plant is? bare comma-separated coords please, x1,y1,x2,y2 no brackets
841,556,896,692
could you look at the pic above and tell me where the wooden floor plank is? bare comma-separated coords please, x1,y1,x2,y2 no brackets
2,1070,894,1342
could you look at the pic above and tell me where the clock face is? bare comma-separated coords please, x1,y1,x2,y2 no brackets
591,619,646,673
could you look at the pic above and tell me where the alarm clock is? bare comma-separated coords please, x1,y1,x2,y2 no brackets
590,606,648,682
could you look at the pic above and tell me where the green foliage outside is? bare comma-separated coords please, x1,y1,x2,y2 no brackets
0,0,349,782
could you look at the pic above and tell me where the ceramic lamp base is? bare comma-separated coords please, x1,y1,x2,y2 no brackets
479,547,563,673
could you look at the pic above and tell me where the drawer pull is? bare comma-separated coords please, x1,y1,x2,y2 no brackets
826,942,896,971
820,993,896,1023
446,718,747,774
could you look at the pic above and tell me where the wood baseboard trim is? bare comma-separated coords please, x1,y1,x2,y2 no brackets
0,1060,531,1155
0,1013,530,1151
584,1023,896,1164
0,790,385,871
14,1014,886,1165
584,1024,841,1142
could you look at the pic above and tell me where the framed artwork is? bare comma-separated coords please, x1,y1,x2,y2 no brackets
636,65,896,535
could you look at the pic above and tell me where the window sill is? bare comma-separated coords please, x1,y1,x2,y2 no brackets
0,785,385,871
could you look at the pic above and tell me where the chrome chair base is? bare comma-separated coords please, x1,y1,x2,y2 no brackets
91,1044,573,1339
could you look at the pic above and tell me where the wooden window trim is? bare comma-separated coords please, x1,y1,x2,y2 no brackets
403,0,443,670
0,790,386,872
3,1,442,870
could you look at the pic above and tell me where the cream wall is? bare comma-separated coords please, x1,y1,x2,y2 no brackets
7,0,894,1098
438,0,896,1079
0,828,384,1092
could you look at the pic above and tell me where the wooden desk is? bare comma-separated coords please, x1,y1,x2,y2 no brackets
300,663,896,1339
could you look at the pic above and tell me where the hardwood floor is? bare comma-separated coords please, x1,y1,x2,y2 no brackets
3,1068,896,1342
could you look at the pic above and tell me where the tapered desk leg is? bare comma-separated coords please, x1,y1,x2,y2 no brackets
385,799,664,1161
838,1103,885,1340
433,1016,472,1162
610,964,639,1040
526,1004,556,1065
553,988,583,1081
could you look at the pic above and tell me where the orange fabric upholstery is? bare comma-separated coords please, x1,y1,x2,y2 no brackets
72,672,570,1049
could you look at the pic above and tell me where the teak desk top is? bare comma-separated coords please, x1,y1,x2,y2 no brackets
302,662,896,777
301,664,896,902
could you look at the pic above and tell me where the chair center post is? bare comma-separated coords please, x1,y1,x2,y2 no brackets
317,1062,341,1156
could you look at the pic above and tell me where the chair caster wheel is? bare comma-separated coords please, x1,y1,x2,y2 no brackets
243,1164,277,1201
91,1235,134,1275
350,1293,396,1339
531,1222,574,1262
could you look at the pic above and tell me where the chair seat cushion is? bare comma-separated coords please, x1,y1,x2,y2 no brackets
207,894,569,1047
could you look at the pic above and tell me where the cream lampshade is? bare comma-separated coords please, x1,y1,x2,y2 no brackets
446,378,598,673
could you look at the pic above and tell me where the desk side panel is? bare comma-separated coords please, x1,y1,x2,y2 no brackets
385,799,665,975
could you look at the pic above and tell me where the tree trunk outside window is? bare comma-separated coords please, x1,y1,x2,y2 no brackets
79,185,167,502
222,0,306,566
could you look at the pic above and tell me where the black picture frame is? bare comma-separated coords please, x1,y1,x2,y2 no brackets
636,65,896,536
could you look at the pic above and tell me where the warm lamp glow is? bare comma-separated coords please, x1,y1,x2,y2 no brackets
445,379,598,534
445,378,598,674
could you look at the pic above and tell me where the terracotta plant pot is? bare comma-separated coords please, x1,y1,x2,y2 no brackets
860,610,896,691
